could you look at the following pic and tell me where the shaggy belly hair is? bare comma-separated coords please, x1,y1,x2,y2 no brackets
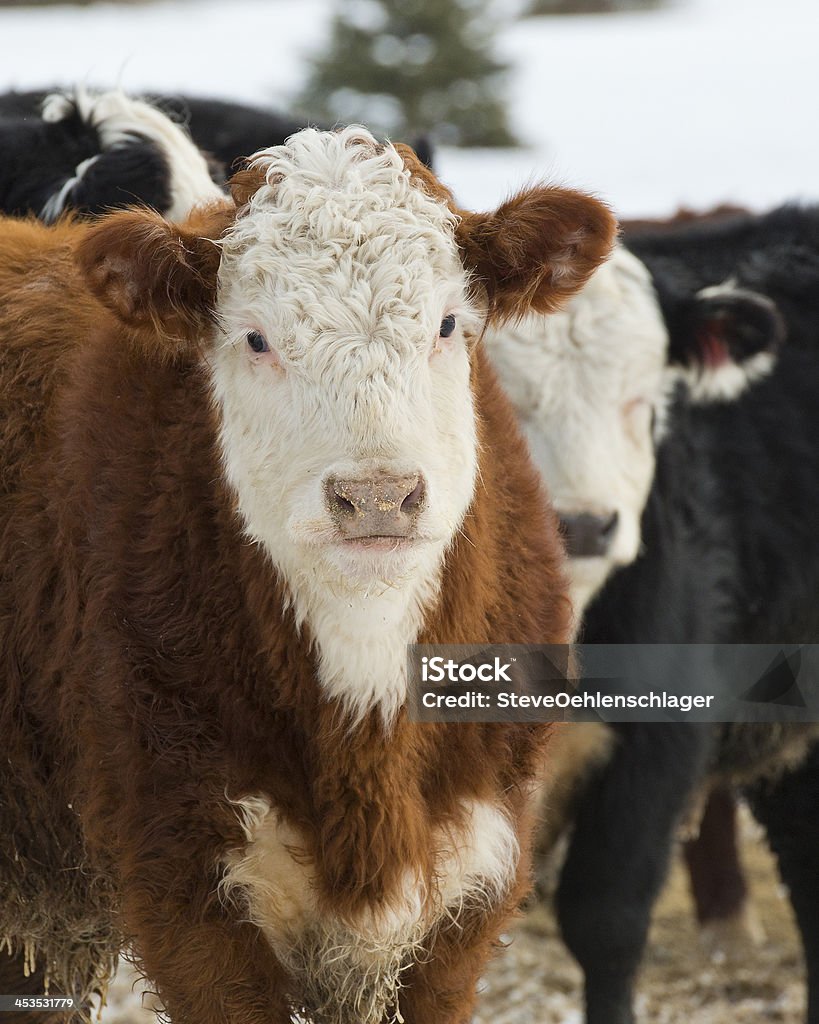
0,767,121,1011
220,795,519,1024
271,918,427,1024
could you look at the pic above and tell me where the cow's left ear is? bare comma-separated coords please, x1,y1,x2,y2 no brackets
456,186,617,323
75,201,234,349
665,284,785,402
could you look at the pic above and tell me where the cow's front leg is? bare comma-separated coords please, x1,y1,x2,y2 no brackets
398,897,518,1024
746,742,819,1024
556,722,711,1024
112,833,293,1024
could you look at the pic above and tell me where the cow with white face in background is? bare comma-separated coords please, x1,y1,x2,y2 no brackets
489,246,669,616
0,127,616,1024
490,241,786,618
487,214,819,1024
487,209,818,1024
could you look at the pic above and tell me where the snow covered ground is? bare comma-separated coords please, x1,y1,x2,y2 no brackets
1,0,816,217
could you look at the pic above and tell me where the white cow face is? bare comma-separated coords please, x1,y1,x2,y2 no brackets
488,247,668,617
209,129,482,599
488,244,785,620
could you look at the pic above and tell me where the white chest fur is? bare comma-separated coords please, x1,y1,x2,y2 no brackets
219,794,519,1023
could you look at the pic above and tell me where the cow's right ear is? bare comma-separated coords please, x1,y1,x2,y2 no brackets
75,202,234,348
665,283,785,402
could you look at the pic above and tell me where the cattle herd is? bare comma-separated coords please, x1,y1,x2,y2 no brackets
0,86,816,1024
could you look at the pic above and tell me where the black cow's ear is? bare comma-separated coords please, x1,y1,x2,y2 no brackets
665,284,785,403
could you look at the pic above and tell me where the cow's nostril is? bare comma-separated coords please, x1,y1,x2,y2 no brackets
401,478,425,512
325,479,358,519
334,490,356,516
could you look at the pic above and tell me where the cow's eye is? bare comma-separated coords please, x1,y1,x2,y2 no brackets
439,314,456,338
247,330,269,354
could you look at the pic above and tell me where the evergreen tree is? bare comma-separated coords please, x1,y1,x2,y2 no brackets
296,0,518,147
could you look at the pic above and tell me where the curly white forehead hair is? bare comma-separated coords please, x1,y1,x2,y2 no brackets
216,126,479,368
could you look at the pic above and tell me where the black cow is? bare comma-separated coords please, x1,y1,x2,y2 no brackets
487,208,819,1024
148,94,436,172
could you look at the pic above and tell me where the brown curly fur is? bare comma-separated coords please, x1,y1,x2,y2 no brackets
0,150,615,1024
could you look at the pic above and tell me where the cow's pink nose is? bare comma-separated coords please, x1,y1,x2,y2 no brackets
326,474,426,539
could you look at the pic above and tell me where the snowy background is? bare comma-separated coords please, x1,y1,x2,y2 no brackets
1,0,816,218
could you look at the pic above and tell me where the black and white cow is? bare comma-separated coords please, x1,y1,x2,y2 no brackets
0,88,224,221
0,88,435,197
487,210,819,1024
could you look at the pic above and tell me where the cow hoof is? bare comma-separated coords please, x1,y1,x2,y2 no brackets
699,908,765,961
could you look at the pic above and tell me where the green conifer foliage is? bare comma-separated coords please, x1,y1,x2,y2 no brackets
297,0,518,146
528,0,664,13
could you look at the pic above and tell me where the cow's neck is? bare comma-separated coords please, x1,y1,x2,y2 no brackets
282,548,444,729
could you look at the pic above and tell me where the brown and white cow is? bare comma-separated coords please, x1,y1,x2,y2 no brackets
0,127,615,1024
